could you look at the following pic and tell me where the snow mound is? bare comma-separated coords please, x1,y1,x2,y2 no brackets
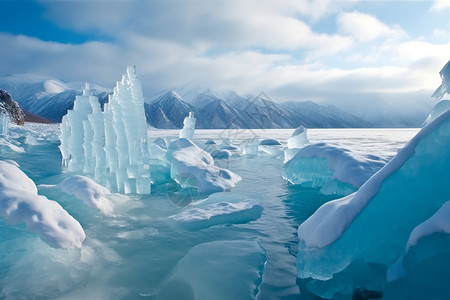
0,161,85,249
296,109,450,298
40,176,114,215
284,143,386,195
166,138,241,192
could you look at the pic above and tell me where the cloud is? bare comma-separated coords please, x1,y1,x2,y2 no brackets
430,0,450,11
337,11,407,42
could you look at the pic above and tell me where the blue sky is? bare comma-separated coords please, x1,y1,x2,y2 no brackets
0,0,449,106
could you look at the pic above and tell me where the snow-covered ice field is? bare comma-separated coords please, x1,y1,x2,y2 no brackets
0,124,417,299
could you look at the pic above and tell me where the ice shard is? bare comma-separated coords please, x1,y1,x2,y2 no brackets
432,59,450,101
59,66,151,194
0,112,9,135
179,111,196,140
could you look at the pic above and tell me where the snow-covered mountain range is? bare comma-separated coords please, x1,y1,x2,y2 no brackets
0,74,430,128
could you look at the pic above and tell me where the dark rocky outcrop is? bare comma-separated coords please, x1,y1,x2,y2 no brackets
0,89,25,125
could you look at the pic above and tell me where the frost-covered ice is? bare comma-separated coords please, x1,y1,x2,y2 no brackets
0,161,85,249
179,111,196,140
296,109,450,298
284,143,386,195
166,138,241,192
60,66,150,194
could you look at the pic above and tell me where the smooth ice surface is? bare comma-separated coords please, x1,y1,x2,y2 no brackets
60,66,150,194
179,111,196,140
40,175,114,215
0,161,85,249
166,138,241,192
297,110,450,298
158,239,266,300
284,143,386,195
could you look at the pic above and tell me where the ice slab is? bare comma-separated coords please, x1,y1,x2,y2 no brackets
0,161,85,249
170,200,263,230
166,138,241,192
284,143,386,195
157,239,266,300
296,109,450,298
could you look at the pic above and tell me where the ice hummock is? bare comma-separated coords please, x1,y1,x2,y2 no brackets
179,111,196,140
296,109,450,298
0,161,85,249
284,143,386,195
60,66,151,194
166,138,241,192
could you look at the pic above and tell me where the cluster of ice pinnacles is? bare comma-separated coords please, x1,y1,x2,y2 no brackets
179,111,196,140
59,66,151,194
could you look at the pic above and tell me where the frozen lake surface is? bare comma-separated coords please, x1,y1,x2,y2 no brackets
0,125,418,299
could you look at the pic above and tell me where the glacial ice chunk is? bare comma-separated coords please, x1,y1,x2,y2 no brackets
296,109,450,298
287,126,308,149
179,111,196,140
284,143,386,195
0,161,85,249
166,138,241,192
240,138,259,156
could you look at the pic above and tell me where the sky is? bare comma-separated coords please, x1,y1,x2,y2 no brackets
0,0,449,105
